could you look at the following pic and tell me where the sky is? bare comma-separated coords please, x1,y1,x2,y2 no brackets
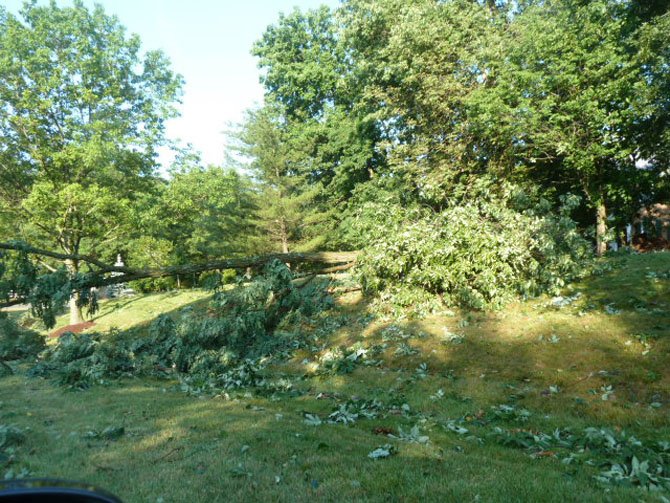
3,0,339,169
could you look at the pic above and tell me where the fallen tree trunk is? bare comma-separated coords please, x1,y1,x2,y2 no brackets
0,244,360,309
0,298,27,308
0,241,125,272
89,251,360,288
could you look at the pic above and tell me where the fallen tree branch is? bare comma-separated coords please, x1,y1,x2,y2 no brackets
86,251,360,288
0,298,27,308
0,241,128,273
152,446,185,464
0,245,360,309
327,286,363,294
319,262,356,274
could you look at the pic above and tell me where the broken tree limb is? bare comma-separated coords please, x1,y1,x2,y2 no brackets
86,251,360,288
0,298,27,308
319,262,356,274
327,286,363,295
0,244,360,309
0,241,129,273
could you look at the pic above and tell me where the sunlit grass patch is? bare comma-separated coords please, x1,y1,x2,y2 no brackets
43,289,212,335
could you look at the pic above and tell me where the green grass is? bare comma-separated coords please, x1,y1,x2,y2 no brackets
26,289,212,335
1,251,669,502
81,290,212,332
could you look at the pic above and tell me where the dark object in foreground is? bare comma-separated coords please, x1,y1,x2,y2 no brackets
0,479,122,503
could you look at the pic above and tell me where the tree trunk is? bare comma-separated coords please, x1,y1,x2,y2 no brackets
68,295,83,325
280,218,289,254
65,258,84,325
279,218,290,269
0,248,361,309
595,201,607,257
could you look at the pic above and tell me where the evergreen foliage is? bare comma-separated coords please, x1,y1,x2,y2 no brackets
28,261,333,389
0,314,44,362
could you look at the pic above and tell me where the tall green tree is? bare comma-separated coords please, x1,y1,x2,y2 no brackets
633,7,670,204
248,6,382,250
246,0,669,256
341,0,502,204
469,0,668,254
0,1,182,322
234,106,325,253
138,164,259,265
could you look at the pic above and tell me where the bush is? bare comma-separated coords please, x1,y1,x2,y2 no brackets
0,315,45,361
355,181,591,311
129,276,178,293
198,269,237,289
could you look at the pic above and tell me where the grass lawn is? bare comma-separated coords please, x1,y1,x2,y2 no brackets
79,289,212,332
7,289,213,336
1,252,669,502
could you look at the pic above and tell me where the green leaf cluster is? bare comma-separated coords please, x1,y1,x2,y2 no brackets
0,314,44,362
355,180,591,310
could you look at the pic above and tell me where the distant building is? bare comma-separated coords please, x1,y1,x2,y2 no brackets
631,203,670,251
636,203,670,240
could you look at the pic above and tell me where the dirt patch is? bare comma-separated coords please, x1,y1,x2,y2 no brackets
49,321,95,338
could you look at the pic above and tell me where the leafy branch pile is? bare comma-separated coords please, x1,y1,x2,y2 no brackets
29,261,332,390
356,183,591,311
441,405,670,492
0,424,27,480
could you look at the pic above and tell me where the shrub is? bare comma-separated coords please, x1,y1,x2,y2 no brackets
0,315,45,361
129,276,178,293
198,269,237,288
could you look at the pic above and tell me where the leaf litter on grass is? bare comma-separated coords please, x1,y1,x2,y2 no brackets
368,444,397,460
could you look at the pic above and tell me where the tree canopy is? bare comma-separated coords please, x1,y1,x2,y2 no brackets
0,0,182,322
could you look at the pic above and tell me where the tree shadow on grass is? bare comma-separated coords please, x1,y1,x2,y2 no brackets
82,291,214,333
334,264,669,427
571,251,670,335
88,295,144,321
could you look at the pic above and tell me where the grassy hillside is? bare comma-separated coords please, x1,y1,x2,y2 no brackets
1,252,668,502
